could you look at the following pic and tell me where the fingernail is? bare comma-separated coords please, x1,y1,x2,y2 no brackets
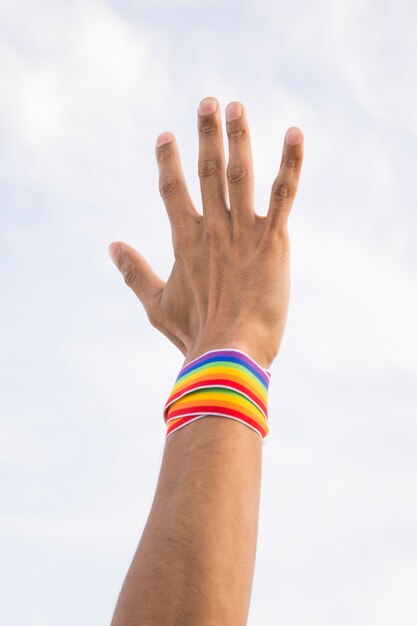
199,97,217,115
226,102,242,122
285,127,303,146
156,131,174,147
108,243,121,264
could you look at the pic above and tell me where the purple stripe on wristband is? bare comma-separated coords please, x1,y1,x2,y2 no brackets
180,348,271,385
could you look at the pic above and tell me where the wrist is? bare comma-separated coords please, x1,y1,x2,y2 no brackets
164,346,271,441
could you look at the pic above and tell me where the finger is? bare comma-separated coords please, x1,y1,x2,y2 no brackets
197,96,229,219
225,101,255,221
108,241,164,313
266,127,304,232
109,241,187,355
155,132,199,228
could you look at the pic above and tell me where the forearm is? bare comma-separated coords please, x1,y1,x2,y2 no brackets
111,416,262,626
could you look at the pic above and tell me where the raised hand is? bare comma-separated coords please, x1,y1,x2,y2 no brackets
109,97,303,369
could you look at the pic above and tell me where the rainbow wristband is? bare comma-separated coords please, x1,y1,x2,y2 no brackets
163,349,271,439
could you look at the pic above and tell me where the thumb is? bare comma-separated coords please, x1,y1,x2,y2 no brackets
108,241,165,311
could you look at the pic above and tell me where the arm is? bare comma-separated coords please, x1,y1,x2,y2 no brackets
108,96,304,625
111,418,262,626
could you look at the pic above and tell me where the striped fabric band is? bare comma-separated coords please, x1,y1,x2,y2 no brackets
164,349,271,439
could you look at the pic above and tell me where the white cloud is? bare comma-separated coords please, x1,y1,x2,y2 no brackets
290,223,417,375
0,0,171,209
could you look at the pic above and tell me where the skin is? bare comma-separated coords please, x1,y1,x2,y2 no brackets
108,96,303,625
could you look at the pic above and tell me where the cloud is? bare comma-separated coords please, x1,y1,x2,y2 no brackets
0,0,171,211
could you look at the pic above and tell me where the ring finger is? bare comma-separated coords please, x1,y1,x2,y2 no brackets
225,101,254,222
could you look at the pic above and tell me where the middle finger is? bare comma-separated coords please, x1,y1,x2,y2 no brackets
225,101,255,221
197,97,229,220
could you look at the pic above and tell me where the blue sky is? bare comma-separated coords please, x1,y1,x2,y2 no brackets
1,1,416,624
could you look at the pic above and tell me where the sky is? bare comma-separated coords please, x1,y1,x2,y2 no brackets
0,0,416,624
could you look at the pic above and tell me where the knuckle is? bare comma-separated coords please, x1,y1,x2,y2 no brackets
282,154,299,170
173,229,187,258
120,260,137,287
227,165,248,185
271,178,295,203
198,157,220,180
173,238,185,257
204,220,218,243
277,225,290,247
263,223,290,252
156,146,175,163
204,229,218,244
159,174,178,201
199,118,218,137
227,127,246,144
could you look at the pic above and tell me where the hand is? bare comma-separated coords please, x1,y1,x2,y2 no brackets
109,97,303,369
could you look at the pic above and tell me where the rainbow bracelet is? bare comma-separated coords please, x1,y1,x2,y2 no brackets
163,349,271,439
